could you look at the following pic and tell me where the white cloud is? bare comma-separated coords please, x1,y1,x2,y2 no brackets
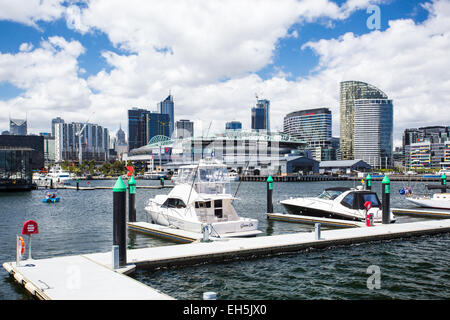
0,0,65,28
0,0,448,150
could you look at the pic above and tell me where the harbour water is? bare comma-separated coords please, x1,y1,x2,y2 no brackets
0,179,449,300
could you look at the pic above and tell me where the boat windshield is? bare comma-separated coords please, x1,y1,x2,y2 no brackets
317,189,345,200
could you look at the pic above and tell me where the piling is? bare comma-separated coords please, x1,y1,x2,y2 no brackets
365,173,372,191
267,176,274,214
382,175,391,224
76,178,79,191
441,174,447,193
128,176,136,222
160,177,164,187
113,177,127,267
315,223,321,240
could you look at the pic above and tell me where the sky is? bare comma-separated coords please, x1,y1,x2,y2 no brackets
0,0,449,148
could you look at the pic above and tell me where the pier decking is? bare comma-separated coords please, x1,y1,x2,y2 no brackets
4,218,450,300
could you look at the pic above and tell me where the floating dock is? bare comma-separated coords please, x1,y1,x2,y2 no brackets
392,207,450,218
266,212,366,228
4,218,450,299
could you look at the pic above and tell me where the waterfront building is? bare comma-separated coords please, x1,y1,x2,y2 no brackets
353,98,393,169
225,121,242,131
157,94,175,137
40,132,55,167
127,130,310,175
283,108,333,161
339,81,389,160
0,146,33,191
0,135,44,170
319,159,371,174
403,126,450,169
175,120,194,139
54,122,110,163
147,112,170,141
9,118,27,135
51,117,65,137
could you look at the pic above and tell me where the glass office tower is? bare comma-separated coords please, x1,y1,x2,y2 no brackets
340,81,388,160
353,99,393,168
157,95,174,138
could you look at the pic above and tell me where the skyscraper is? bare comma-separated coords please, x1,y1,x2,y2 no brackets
51,117,65,137
157,94,174,138
128,108,171,151
175,120,194,139
10,118,27,135
353,98,393,168
283,108,332,160
257,99,270,131
339,81,389,160
251,105,266,130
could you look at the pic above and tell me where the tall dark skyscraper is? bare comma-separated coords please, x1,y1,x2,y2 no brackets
251,98,270,131
157,94,174,138
128,108,171,151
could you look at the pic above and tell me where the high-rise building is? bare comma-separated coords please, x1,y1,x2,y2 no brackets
251,105,266,130
54,122,110,163
116,124,126,145
51,117,65,137
175,120,194,139
403,126,450,170
128,108,148,151
157,94,174,137
146,112,170,142
128,108,171,151
339,81,389,160
283,108,333,160
257,99,270,131
225,121,242,131
353,98,393,168
10,118,27,135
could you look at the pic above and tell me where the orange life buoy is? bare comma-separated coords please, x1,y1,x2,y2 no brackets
18,236,25,255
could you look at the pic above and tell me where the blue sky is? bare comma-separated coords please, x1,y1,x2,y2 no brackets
0,0,448,147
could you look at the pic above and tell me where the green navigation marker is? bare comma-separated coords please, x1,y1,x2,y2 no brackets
113,176,127,193
366,173,372,187
382,175,390,194
267,175,274,190
441,173,447,186
128,176,136,194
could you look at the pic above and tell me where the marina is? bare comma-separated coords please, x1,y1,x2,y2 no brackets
1,178,450,300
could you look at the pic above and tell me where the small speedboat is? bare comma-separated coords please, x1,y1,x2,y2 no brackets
42,192,60,203
145,158,261,238
280,186,395,223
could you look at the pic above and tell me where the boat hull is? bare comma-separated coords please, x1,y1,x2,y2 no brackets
281,202,363,222
145,207,261,237
406,198,450,210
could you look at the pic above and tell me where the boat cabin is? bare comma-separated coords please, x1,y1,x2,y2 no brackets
318,187,381,210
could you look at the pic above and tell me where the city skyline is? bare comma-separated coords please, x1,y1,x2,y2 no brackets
0,0,449,147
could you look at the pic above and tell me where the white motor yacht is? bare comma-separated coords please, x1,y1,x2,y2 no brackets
45,166,74,185
405,184,450,210
280,186,396,223
229,171,239,182
145,158,262,238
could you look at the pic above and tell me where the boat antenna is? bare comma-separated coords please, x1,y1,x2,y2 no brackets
232,160,250,203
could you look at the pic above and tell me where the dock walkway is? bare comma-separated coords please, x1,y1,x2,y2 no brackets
4,219,450,300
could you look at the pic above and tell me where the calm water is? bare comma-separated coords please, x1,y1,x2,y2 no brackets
0,179,449,300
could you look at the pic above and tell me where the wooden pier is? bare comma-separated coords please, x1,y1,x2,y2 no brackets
266,212,366,228
392,207,450,218
4,218,450,300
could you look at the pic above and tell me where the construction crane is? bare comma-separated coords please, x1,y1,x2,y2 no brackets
75,112,95,165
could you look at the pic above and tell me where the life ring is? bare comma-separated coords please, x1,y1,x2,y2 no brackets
18,236,25,255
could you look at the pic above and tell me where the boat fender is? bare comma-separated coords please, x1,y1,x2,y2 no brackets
18,236,25,255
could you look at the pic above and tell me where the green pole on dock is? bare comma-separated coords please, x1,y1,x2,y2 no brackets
267,176,274,214
113,176,127,267
381,175,391,224
128,176,136,222
76,178,79,191
441,174,447,193
160,177,165,187
365,173,372,191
